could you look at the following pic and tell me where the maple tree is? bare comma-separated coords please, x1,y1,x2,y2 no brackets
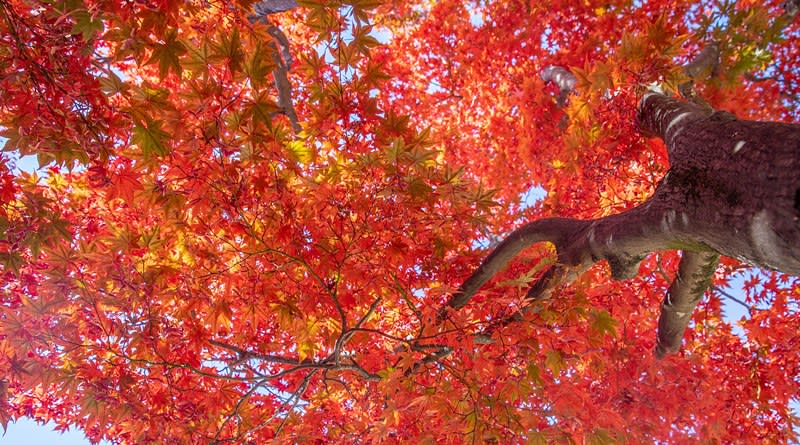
0,0,799,443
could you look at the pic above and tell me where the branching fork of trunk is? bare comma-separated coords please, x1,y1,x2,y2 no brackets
445,91,800,356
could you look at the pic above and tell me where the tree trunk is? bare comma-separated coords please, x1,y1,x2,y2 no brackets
448,92,800,355
638,93,800,275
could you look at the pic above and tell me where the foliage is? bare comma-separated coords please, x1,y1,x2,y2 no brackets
0,0,798,443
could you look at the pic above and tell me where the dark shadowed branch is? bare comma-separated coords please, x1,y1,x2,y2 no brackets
267,26,302,133
655,251,719,357
251,0,299,18
248,4,302,133
445,90,800,357
540,65,577,107
445,218,586,311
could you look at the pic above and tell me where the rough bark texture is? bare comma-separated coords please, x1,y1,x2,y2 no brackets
450,92,800,356
639,93,800,274
655,251,719,357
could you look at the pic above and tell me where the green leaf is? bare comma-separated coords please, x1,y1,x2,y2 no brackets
182,40,220,78
0,251,24,275
285,140,315,165
407,177,432,198
385,137,405,163
545,350,564,375
0,126,25,152
587,428,617,445
132,119,170,159
589,309,618,338
361,60,391,88
526,363,545,387
70,9,104,41
351,24,381,56
146,29,187,79
99,71,127,96
244,93,280,127
245,42,277,90
350,0,383,22
214,28,245,74
526,432,548,445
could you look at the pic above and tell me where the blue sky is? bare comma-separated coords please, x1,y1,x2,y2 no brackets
2,418,103,445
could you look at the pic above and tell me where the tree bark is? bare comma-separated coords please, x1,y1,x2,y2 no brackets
251,0,298,17
540,66,577,107
655,251,719,357
638,93,800,275
450,92,800,355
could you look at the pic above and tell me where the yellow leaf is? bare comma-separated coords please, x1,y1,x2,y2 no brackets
286,140,316,165
297,340,316,361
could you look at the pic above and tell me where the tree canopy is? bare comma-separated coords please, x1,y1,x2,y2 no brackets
0,0,798,443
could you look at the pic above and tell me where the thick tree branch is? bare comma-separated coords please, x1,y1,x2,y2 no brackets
268,29,302,133
679,42,720,98
448,192,685,310
267,25,294,67
641,93,800,272
655,251,719,357
248,7,302,133
251,0,298,18
683,42,720,80
446,91,799,358
785,0,800,16
445,218,585,311
540,65,577,107
637,90,712,146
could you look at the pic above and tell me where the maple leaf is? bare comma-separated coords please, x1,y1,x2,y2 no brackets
213,28,246,74
146,29,187,79
99,71,128,96
181,40,220,79
132,119,170,158
285,139,315,165
244,93,281,127
544,350,564,376
70,8,104,41
589,309,618,339
108,167,143,204
244,41,277,90
350,0,382,22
